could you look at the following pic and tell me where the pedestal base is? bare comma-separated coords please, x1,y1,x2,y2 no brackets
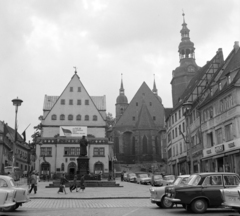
77,156,89,177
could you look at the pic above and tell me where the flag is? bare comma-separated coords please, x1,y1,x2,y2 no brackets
22,130,26,142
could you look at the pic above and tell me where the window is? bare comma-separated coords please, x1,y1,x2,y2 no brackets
207,132,214,147
180,142,182,154
85,115,89,121
40,147,52,156
77,100,81,105
68,115,73,120
225,123,233,141
228,75,231,84
61,99,65,105
51,114,57,120
70,87,73,92
215,128,223,144
132,116,135,121
136,102,138,106
172,130,174,139
179,125,181,134
64,147,80,156
219,82,222,90
172,116,174,124
209,107,213,118
149,102,152,106
76,115,81,121
61,163,64,171
175,113,177,122
0,179,8,187
175,128,177,137
153,116,156,121
179,109,181,119
223,175,240,186
69,99,73,105
93,147,105,156
60,114,65,120
85,100,89,105
78,87,81,92
93,115,97,121
203,175,223,186
183,122,185,132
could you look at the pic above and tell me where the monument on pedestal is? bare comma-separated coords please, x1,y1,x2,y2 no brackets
77,136,89,177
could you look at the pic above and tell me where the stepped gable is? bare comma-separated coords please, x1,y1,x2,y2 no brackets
134,101,156,129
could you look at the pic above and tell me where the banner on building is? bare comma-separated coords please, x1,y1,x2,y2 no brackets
60,126,87,137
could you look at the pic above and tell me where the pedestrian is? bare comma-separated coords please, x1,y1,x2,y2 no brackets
70,175,78,192
58,173,69,194
79,174,85,192
28,171,37,194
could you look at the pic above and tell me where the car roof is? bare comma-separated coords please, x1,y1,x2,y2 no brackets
178,175,190,178
194,172,237,176
0,175,12,180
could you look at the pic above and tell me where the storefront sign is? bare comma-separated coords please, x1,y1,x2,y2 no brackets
215,145,224,153
228,142,235,148
60,126,87,137
206,149,212,154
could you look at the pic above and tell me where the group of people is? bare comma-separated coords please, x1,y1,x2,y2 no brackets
28,171,40,194
57,173,86,194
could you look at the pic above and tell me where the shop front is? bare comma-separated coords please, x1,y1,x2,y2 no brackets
177,156,188,175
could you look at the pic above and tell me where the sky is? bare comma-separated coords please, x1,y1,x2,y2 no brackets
1,0,239,142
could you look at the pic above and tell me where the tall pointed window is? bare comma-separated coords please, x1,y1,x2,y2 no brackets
142,135,148,153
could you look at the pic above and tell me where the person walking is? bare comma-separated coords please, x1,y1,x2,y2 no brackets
28,171,37,194
58,173,68,194
79,174,85,192
70,175,78,192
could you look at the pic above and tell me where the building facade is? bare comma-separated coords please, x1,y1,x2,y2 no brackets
35,71,113,177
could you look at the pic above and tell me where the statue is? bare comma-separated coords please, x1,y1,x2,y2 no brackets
79,136,88,156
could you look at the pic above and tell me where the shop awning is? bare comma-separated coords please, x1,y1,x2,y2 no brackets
212,154,225,159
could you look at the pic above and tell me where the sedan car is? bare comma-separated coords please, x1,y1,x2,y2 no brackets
126,173,137,182
220,179,240,214
151,174,164,186
165,172,240,213
0,175,30,211
150,175,189,208
161,175,176,186
0,188,16,209
136,173,151,184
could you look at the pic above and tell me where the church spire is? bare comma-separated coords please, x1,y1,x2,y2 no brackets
152,74,158,95
178,11,195,63
120,73,124,94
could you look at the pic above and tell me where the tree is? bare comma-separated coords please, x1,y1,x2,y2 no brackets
106,112,115,130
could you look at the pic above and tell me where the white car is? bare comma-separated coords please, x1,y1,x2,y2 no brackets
0,175,30,212
150,175,190,208
0,188,16,209
136,173,151,184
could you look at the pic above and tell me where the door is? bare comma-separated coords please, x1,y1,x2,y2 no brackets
201,175,224,206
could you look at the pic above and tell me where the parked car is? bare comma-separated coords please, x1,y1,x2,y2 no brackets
0,175,30,212
151,174,164,186
220,177,240,214
161,175,176,186
126,173,137,182
0,188,16,209
150,174,190,208
136,173,151,184
165,172,240,214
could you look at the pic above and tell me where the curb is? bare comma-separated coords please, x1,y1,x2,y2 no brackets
29,197,150,200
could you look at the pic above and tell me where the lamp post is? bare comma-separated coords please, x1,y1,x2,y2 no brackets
12,97,23,173
183,101,194,174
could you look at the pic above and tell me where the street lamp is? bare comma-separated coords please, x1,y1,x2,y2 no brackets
12,97,23,173
183,101,194,174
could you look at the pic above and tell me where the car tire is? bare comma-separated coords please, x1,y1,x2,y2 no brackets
160,195,174,208
2,204,16,212
191,199,207,214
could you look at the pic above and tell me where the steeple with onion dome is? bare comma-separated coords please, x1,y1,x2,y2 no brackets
116,74,128,121
171,12,199,107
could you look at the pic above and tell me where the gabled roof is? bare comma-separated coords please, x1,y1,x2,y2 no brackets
135,102,156,129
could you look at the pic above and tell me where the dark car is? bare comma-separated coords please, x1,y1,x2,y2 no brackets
165,172,240,213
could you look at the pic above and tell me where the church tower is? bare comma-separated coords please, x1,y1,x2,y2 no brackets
171,12,199,107
115,74,128,122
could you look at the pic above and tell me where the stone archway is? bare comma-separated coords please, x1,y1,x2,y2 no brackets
94,161,104,174
68,162,77,177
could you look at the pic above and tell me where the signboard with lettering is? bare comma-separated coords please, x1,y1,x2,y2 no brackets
206,149,212,154
215,145,224,153
60,126,87,137
228,142,235,148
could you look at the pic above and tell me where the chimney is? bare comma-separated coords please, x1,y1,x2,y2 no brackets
234,41,239,53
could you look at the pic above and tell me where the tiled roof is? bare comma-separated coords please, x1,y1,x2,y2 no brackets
43,95,59,111
91,96,106,110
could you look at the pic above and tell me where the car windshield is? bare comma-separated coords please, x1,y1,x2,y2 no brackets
9,179,16,187
187,174,201,186
139,174,148,178
173,177,189,186
154,175,163,180
129,173,136,177
163,175,174,181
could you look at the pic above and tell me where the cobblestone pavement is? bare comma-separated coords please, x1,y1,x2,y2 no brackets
22,198,152,209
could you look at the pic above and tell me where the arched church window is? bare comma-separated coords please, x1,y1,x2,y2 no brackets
142,136,148,153
68,114,73,120
93,115,97,121
60,114,65,120
85,115,89,121
51,114,57,120
76,115,81,121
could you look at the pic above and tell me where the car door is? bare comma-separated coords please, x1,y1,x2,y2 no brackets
201,175,224,207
